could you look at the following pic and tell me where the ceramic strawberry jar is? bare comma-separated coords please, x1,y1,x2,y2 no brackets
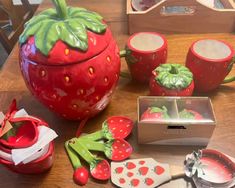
19,0,120,120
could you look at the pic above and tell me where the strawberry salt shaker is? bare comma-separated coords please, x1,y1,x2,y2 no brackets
141,106,170,121
19,0,120,120
149,64,194,96
179,109,203,120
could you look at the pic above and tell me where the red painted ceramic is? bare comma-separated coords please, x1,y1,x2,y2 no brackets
192,149,235,187
186,39,235,93
0,121,38,149
19,0,120,120
123,32,167,83
0,143,54,174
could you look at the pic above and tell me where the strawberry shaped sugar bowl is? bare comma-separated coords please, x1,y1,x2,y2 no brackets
19,0,120,120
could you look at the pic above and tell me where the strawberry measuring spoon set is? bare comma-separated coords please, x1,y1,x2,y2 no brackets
65,116,134,185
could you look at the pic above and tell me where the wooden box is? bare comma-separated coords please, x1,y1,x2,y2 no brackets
137,96,216,146
127,0,235,34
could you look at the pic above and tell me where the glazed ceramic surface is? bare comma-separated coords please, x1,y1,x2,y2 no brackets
19,1,120,120
125,32,167,83
186,39,235,93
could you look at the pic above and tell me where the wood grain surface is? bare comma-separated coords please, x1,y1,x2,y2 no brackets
0,0,235,187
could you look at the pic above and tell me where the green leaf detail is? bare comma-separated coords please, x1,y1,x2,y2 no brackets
102,121,113,140
149,106,170,119
104,140,113,158
19,2,106,56
1,122,22,140
154,64,193,89
179,110,195,119
124,47,138,65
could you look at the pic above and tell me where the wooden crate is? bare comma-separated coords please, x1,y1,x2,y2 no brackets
127,0,235,34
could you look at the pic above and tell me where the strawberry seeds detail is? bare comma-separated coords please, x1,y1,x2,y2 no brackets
103,116,134,140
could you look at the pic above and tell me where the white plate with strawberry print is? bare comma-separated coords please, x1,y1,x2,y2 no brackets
111,158,171,188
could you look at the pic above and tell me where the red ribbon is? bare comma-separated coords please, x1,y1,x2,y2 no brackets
0,99,17,134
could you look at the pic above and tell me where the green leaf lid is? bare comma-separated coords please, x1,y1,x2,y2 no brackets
19,0,113,65
153,64,193,89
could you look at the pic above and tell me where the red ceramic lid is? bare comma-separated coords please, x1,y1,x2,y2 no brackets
19,1,112,65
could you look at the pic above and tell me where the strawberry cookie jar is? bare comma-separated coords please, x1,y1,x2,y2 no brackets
19,0,121,120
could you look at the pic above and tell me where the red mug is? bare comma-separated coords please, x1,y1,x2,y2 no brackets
121,32,167,83
186,39,235,93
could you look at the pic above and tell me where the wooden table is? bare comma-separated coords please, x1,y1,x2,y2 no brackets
0,0,235,187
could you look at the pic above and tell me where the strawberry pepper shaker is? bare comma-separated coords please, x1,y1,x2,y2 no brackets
19,0,121,120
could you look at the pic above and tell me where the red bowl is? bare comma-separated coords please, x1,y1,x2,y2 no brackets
0,142,54,174
0,121,39,149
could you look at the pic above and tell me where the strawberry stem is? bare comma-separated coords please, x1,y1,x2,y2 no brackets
52,0,68,19
65,141,81,169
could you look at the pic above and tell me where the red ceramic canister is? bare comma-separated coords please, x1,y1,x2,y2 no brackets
0,143,54,174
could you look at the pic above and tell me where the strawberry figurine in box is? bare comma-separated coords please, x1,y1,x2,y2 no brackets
149,64,194,96
19,0,120,120
141,106,170,121
179,109,203,120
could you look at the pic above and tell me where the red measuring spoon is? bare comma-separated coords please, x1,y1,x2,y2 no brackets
80,138,133,161
69,138,111,180
65,141,89,185
81,116,134,141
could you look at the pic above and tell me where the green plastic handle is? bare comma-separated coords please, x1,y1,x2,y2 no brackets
79,139,105,152
65,141,81,169
223,56,235,84
119,50,127,58
79,130,104,141
68,138,95,164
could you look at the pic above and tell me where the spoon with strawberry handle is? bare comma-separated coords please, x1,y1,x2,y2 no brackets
68,138,111,180
65,141,89,186
80,116,134,141
79,138,133,161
